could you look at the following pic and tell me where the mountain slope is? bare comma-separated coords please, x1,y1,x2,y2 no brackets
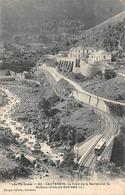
2,0,125,40
77,10,125,51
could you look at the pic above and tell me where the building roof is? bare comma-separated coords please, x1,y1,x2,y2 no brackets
95,139,106,150
69,47,77,52
76,46,84,51
69,46,97,53
91,50,110,55
84,47,96,50
58,51,68,55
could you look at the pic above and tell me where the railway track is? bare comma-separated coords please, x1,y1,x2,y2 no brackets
79,114,118,171
43,64,125,107
42,65,119,177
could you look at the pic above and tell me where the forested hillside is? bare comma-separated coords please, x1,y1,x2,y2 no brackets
2,0,125,45
77,10,125,51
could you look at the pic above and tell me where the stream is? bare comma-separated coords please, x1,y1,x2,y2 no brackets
0,86,63,163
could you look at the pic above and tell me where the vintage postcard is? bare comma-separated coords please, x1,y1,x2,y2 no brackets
0,0,125,195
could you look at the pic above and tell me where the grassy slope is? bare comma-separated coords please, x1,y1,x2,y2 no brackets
36,71,102,140
81,76,125,101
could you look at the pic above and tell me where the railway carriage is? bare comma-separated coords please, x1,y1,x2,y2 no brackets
94,138,106,156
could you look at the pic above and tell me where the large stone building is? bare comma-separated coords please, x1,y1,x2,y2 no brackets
87,50,112,64
57,47,112,77
84,47,96,55
68,47,84,59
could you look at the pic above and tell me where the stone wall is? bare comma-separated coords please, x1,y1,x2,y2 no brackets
71,90,109,113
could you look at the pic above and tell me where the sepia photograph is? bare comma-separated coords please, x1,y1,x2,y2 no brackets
0,0,125,194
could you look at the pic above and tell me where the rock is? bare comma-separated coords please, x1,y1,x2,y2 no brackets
49,160,56,167
12,133,20,139
43,158,48,163
16,116,28,122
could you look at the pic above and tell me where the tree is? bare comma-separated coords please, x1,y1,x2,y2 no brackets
63,151,75,167
96,160,124,177
108,103,124,117
75,132,86,143
39,98,51,111
104,70,116,80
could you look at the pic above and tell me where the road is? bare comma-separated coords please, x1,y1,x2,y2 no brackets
41,64,119,176
42,64,125,107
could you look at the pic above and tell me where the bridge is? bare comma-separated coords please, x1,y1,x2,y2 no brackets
40,64,123,178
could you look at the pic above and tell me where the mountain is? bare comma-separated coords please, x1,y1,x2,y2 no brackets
2,0,125,44
77,10,125,51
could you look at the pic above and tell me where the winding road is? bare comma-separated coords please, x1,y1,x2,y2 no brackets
42,64,125,106
41,64,120,176
0,64,121,179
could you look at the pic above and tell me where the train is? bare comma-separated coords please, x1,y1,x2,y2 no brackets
94,138,106,156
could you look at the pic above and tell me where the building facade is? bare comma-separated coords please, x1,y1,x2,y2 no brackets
68,47,84,60
87,50,112,64
57,47,112,77
84,47,96,55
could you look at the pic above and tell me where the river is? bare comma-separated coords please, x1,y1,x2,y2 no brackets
0,86,63,163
